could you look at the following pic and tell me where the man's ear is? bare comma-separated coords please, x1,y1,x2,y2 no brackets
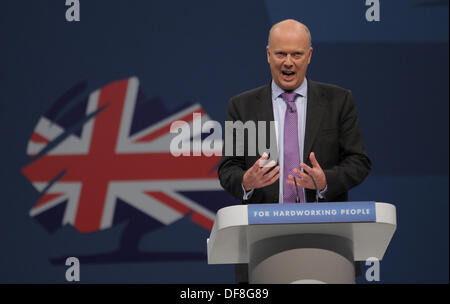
307,47,313,64
266,46,271,64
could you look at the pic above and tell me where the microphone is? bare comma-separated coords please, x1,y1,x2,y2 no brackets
293,176,300,203
306,172,320,203
295,171,320,203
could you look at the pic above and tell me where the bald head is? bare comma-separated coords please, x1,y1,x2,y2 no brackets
268,19,312,49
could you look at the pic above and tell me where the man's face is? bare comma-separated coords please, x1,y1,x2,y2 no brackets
267,27,312,91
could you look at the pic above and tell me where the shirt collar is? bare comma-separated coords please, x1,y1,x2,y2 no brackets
271,78,308,102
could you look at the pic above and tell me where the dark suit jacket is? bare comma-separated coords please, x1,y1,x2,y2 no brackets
218,78,371,204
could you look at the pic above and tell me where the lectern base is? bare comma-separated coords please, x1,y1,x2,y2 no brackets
248,234,355,284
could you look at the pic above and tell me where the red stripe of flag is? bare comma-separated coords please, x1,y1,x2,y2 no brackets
22,154,219,182
145,191,190,215
191,211,213,230
73,78,129,233
31,132,50,144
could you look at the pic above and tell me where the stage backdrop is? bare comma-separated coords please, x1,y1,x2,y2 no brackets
0,0,448,283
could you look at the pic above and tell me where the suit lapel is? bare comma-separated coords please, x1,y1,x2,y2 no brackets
255,84,274,122
304,79,326,163
256,84,279,203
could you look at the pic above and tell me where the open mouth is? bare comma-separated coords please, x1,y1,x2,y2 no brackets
282,71,295,76
281,71,296,81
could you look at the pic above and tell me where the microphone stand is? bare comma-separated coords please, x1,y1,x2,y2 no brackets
294,176,300,203
308,173,320,203
294,173,320,203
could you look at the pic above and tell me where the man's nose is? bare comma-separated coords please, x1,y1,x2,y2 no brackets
283,55,293,67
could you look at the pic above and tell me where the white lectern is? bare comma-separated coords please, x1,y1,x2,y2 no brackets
207,202,396,284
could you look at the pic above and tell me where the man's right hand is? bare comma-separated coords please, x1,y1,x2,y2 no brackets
242,153,280,191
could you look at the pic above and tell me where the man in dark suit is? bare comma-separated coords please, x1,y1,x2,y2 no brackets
217,19,371,283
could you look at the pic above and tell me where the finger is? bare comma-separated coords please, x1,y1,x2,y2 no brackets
287,173,302,181
286,174,300,186
293,168,311,180
264,169,280,183
287,174,304,187
287,176,311,189
286,178,296,186
262,165,279,181
261,171,280,187
291,171,314,188
310,152,322,169
250,153,267,172
254,152,269,168
260,156,275,168
286,177,305,187
287,174,297,181
299,163,313,174
260,160,277,175
251,165,277,188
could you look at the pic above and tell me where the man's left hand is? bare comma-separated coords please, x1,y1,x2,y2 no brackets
287,152,327,191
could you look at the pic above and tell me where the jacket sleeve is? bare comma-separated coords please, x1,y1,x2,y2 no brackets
217,97,247,200
322,90,372,200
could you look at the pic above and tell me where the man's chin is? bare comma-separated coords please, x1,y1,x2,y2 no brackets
278,81,299,91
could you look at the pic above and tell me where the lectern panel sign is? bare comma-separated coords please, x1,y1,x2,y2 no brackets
248,202,376,225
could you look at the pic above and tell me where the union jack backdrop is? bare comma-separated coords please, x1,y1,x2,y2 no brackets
21,77,232,235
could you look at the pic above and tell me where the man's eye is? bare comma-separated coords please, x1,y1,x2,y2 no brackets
276,53,286,58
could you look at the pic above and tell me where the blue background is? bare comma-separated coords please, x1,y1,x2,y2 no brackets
0,0,448,283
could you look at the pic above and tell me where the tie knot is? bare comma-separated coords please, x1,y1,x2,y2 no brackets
281,92,298,103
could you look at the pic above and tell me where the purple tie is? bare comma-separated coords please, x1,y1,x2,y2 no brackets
281,92,304,203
